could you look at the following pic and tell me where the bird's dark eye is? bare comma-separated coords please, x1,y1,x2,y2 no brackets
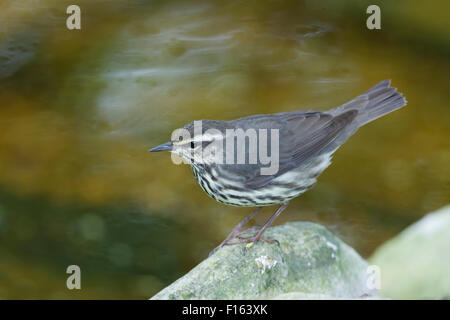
190,141,195,149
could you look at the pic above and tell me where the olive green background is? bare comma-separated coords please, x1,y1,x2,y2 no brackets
0,0,449,298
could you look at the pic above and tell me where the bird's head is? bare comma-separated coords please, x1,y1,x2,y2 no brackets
149,120,228,165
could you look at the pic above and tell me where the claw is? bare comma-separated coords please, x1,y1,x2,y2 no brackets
209,204,288,256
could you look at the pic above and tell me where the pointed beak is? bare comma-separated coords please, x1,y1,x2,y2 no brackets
148,141,173,152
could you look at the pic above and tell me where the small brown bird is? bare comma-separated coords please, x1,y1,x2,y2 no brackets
150,80,406,254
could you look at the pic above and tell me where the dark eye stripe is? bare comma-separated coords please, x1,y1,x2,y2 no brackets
190,141,195,149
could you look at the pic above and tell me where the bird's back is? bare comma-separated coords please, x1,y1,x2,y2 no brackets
191,80,406,206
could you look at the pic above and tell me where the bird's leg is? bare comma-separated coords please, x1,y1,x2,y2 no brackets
222,207,263,240
234,225,262,236
228,203,289,249
208,207,262,256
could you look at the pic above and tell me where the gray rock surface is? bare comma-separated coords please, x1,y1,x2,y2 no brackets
151,222,375,299
369,205,450,299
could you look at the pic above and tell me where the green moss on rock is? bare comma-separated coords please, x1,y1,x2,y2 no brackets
151,222,375,300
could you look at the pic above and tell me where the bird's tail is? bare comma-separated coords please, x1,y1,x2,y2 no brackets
332,80,407,127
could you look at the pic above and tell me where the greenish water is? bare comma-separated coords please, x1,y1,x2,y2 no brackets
0,0,449,298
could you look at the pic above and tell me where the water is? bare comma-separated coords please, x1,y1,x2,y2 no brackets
0,0,449,298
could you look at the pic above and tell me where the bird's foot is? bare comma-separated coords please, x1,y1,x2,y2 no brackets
208,226,262,256
209,204,287,256
227,234,280,254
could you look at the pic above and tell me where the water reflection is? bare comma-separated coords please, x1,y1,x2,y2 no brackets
0,0,449,298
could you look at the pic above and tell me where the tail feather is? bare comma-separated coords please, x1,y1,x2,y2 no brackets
332,80,407,127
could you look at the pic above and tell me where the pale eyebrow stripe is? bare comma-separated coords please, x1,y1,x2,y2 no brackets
173,133,224,146
173,138,193,146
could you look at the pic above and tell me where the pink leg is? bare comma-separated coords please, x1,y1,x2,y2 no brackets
227,203,289,251
209,207,262,256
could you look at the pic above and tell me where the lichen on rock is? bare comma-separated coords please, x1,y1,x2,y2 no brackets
151,221,376,300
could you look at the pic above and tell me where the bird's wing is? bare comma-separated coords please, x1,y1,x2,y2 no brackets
242,110,358,189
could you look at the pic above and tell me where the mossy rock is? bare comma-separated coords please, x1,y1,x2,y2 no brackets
151,222,375,299
370,205,450,299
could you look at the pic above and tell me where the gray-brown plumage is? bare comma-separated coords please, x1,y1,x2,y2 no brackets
150,80,407,253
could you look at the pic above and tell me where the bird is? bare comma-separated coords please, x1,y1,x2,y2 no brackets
150,80,407,254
